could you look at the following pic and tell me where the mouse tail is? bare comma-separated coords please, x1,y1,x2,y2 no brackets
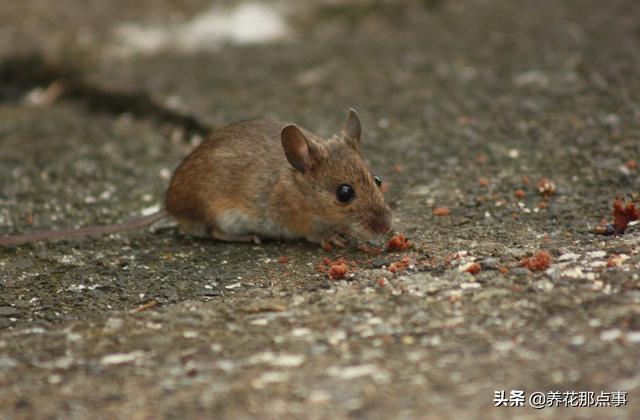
0,209,169,246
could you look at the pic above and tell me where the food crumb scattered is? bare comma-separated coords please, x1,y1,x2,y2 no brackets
392,164,404,173
595,197,639,235
317,257,356,279
461,262,481,274
479,177,489,187
388,256,410,274
277,256,289,264
521,250,552,271
498,266,509,275
594,224,614,235
328,260,348,280
433,207,451,217
612,197,639,234
607,254,629,267
387,234,410,251
625,159,637,170
537,178,556,199
515,189,526,199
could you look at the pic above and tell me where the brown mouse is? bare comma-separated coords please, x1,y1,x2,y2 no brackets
0,109,391,248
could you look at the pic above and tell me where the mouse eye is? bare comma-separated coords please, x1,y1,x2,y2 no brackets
336,184,356,204
373,175,382,187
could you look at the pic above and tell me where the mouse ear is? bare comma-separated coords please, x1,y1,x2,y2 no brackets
281,124,318,173
342,108,361,152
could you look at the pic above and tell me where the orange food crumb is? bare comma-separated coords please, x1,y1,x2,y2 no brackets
612,197,639,234
479,177,489,187
387,234,410,251
607,254,628,267
522,175,531,185
464,262,481,274
328,261,348,280
476,154,487,164
317,256,360,279
388,256,410,274
277,256,289,264
380,182,390,193
319,257,351,279
521,250,552,271
515,189,526,199
537,178,556,199
626,160,637,170
392,164,404,173
607,256,617,268
433,207,451,216
537,201,548,209
498,266,509,275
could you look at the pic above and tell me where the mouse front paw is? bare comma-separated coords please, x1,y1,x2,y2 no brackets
320,235,348,251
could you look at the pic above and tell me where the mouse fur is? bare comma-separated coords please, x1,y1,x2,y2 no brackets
165,109,391,248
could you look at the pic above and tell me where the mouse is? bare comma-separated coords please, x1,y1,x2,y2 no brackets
0,109,392,249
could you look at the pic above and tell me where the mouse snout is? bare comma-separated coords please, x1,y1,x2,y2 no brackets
365,207,392,234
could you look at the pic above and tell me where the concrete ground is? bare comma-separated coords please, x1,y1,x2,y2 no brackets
0,0,639,418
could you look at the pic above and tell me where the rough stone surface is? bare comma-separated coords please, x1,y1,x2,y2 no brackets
1,0,639,418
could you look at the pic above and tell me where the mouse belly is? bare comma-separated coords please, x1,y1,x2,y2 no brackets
192,210,301,242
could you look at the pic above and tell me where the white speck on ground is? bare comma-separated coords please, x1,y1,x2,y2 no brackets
600,329,623,341
141,204,161,216
247,352,305,368
327,364,390,384
100,351,146,365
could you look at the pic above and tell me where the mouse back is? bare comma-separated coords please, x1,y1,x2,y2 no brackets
165,110,391,245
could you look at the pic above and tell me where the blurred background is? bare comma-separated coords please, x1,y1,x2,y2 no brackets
1,1,639,418
2,0,637,226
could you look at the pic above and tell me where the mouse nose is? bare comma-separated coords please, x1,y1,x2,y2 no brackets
366,207,392,234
